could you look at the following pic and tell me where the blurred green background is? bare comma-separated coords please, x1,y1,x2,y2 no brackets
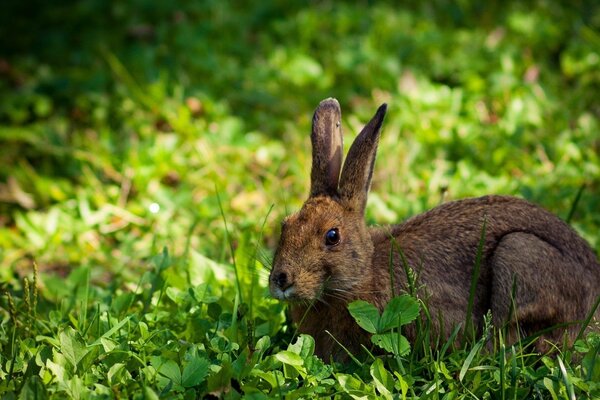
1,0,599,284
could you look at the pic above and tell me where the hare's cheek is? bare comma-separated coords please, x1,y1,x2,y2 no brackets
322,262,334,280
296,269,325,299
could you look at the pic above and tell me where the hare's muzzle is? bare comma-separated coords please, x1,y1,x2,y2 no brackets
270,269,296,300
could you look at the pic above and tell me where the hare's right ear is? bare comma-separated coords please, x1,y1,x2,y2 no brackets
310,98,343,198
339,103,387,214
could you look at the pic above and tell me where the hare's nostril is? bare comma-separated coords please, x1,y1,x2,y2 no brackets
274,272,290,289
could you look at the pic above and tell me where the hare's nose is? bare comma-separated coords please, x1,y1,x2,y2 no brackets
273,272,291,290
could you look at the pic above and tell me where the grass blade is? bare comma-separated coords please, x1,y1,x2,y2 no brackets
459,340,483,382
465,216,487,342
575,294,600,343
557,356,576,400
566,184,586,224
215,185,243,305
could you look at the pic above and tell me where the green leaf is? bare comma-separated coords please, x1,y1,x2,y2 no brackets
107,363,127,385
142,387,160,400
288,334,315,359
151,357,181,385
252,370,284,390
581,345,600,382
543,377,560,400
165,287,185,304
100,337,116,352
372,332,411,356
138,321,149,340
207,361,234,395
59,328,89,371
275,350,304,366
379,295,420,331
182,356,210,388
337,373,375,397
393,371,410,399
45,359,66,383
19,376,48,400
193,283,219,303
370,358,394,399
67,375,85,399
348,300,380,334
208,303,222,320
255,336,271,354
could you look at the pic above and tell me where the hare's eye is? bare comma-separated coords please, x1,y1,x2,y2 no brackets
325,228,341,246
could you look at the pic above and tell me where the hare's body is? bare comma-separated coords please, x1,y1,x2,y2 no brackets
270,99,600,360
382,196,599,341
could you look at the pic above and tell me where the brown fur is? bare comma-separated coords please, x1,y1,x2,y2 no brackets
270,98,600,361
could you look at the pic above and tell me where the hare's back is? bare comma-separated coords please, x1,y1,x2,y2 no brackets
372,195,599,283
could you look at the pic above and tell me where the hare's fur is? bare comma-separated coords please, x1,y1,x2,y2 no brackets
270,98,600,360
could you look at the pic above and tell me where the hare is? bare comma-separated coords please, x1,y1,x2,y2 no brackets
269,98,600,361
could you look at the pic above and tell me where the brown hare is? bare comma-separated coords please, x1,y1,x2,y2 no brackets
269,98,600,361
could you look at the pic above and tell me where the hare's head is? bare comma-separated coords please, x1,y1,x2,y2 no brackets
270,98,387,302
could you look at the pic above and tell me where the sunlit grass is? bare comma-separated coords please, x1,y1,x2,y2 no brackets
1,0,599,398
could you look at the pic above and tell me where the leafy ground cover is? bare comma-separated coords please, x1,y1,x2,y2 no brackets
1,0,599,398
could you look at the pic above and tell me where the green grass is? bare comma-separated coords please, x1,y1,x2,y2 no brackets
1,0,600,398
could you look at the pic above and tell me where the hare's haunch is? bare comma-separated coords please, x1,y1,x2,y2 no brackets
270,98,600,360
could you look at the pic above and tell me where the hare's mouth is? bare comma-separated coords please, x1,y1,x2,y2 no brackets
271,285,297,301
270,280,327,303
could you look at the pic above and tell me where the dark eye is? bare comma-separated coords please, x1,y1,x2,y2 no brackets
325,228,341,246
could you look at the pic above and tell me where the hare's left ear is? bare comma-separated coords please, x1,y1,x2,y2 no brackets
310,98,344,198
339,103,387,214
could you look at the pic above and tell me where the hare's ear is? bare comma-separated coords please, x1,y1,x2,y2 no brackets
310,98,343,197
339,103,387,214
